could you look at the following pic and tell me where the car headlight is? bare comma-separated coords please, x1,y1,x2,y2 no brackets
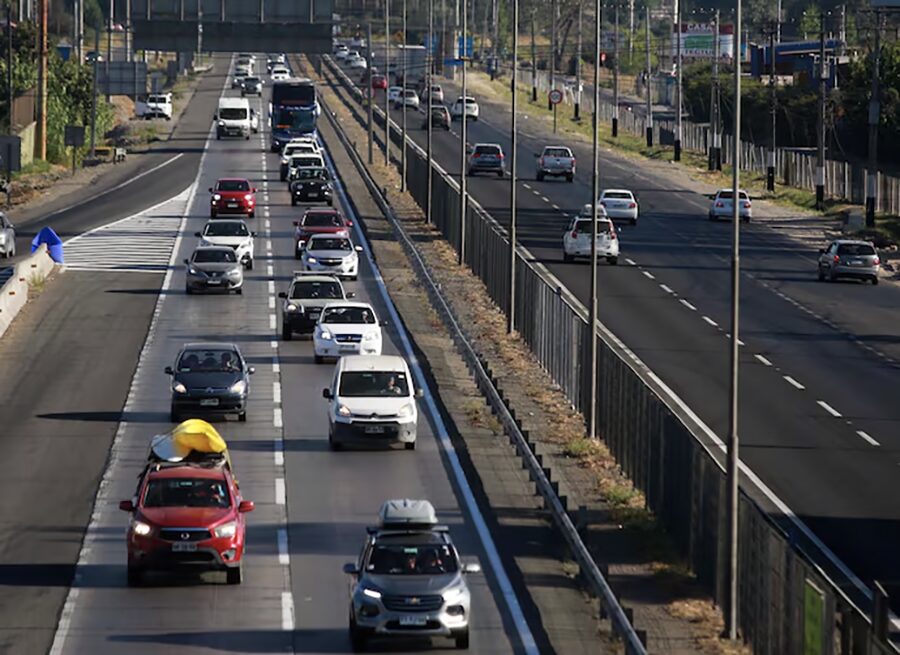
280,156,289,164
0,233,6,243
442,587,465,604
187,266,199,275
362,586,382,600
218,120,225,126
285,303,298,312
306,256,318,264
363,331,378,341
172,382,187,394
131,520,152,536
228,267,242,277
199,238,212,247
213,193,221,201
229,380,247,394
319,330,333,340
244,194,254,202
214,521,237,538
242,239,253,249
338,404,352,417
397,402,414,418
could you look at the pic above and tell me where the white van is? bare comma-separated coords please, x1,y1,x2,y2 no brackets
322,355,423,451
216,97,251,140
136,93,173,120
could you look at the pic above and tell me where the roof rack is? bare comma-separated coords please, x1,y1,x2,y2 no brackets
371,499,444,533
292,270,341,280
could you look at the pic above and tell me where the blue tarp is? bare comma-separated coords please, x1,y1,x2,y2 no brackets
31,226,64,263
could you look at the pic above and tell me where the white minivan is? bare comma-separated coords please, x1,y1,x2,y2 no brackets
322,355,423,451
216,97,251,140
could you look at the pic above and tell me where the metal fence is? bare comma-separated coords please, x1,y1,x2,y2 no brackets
324,55,899,655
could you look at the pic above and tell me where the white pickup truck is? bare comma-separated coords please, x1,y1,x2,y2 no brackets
535,145,575,182
135,93,173,120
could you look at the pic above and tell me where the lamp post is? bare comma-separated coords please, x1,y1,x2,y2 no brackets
507,0,518,335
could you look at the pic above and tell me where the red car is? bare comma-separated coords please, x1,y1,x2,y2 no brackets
119,461,254,585
293,207,353,258
209,178,256,218
372,74,387,90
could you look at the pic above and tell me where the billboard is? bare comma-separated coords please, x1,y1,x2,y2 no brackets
672,23,736,59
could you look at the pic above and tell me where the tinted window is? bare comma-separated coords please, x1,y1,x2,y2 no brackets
217,180,250,192
322,306,376,324
143,478,231,508
220,108,247,120
244,77,260,84
339,371,410,397
304,214,343,227
177,348,242,372
148,95,168,103
544,148,571,157
837,244,876,256
365,544,459,574
204,222,249,237
474,145,501,155
292,157,323,167
717,191,749,200
193,249,238,263
296,168,327,180
309,238,351,251
573,220,610,234
290,281,343,299
603,191,632,200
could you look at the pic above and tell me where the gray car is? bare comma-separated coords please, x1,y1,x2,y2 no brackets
817,239,880,285
241,76,263,96
343,500,480,651
184,246,244,294
466,143,505,177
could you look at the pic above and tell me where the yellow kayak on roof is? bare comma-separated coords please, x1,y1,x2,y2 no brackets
149,419,230,464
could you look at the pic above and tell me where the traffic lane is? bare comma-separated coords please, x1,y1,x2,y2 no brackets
0,270,161,655
270,140,520,652
54,69,295,654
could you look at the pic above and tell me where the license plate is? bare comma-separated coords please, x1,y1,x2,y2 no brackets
206,279,222,285
850,259,863,266
200,398,220,407
364,425,386,434
308,192,319,197
399,615,427,627
339,345,357,352
227,203,238,208
172,542,198,552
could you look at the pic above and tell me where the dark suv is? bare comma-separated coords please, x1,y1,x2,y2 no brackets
165,343,255,422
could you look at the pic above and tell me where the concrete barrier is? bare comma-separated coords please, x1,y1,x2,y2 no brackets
0,244,58,339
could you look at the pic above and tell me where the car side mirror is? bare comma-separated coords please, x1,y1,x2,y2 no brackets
248,367,256,375
293,221,301,226
355,245,363,252
251,231,258,237
381,320,389,326
463,562,482,574
183,258,190,265
819,248,825,254
252,188,257,193
164,366,174,375
119,500,135,512
322,388,333,399
342,562,359,575
346,220,353,227
238,500,255,513
346,292,356,299
415,388,424,399
208,187,213,193
194,231,202,237
278,292,287,298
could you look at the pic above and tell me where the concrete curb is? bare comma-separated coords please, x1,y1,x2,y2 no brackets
0,245,58,339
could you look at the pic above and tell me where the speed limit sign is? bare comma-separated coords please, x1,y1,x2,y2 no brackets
548,89,563,105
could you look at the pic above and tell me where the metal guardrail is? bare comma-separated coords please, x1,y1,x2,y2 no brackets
317,60,649,655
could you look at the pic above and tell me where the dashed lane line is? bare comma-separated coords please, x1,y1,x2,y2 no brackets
784,376,806,390
755,354,773,366
857,431,880,447
702,315,718,328
817,400,843,418
680,299,697,311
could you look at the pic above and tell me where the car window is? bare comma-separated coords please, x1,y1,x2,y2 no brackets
296,168,327,180
217,180,250,192
303,214,343,227
178,348,242,372
143,478,231,508
339,371,410,397
244,77,260,84
365,544,459,574
309,237,352,251
544,148,571,157
603,191,633,200
292,157,323,167
573,219,611,234
290,281,343,299
322,306,376,324
219,107,248,120
837,244,876,256
204,222,249,237
474,145,501,155
193,249,238,263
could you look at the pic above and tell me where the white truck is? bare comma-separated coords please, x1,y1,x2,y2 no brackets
135,93,173,120
216,97,252,140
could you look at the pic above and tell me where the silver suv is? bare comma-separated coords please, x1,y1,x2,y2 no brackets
343,499,481,651
278,272,354,340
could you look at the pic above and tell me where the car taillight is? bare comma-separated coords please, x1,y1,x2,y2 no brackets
471,153,480,158
610,230,617,240
743,201,752,208
571,231,578,238
716,201,724,207
628,202,636,208
600,201,607,207
539,157,545,167
833,255,840,263
874,256,880,266
499,153,505,159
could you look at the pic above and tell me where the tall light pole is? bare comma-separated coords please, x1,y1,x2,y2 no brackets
530,8,537,102
549,0,557,112
385,0,391,166
574,2,582,120
507,0,518,335
816,12,826,210
612,2,620,138
367,21,374,164
588,0,601,439
401,0,407,191
458,0,467,265
674,0,683,161
709,9,720,170
645,3,653,147
767,20,776,191
426,0,434,224
725,0,742,641
866,11,884,227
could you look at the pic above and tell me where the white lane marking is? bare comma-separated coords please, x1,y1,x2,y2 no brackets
702,315,718,328
273,360,281,374
273,381,282,404
783,376,805,390
277,528,290,565
540,195,550,203
269,314,277,330
642,270,655,280
271,340,278,349
265,219,271,229
625,258,637,266
755,354,773,366
273,407,283,428
659,284,673,294
274,438,284,466
268,296,276,309
275,478,286,505
324,140,539,654
551,203,560,210
857,431,880,447
268,280,276,294
281,591,295,630
267,264,274,276
817,400,842,418
522,182,532,189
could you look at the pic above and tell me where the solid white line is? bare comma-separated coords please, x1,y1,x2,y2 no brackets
273,381,282,404
275,478,286,505
277,528,290,565
269,314,276,330
642,270,655,280
755,354,773,366
268,296,275,309
856,430,880,447
273,407,283,428
274,438,284,466
702,315,718,327
783,376,805,390
659,284,673,294
817,400,842,418
281,591,295,630
680,299,697,311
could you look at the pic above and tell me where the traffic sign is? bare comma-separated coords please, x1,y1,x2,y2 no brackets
549,89,563,105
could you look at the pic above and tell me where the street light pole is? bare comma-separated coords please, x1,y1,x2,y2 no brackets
588,0,601,439
367,21,374,164
401,0,407,191
674,0,682,161
710,9,720,170
574,1,582,120
767,21,776,191
549,0,556,111
459,0,467,265
815,12,826,211
866,11,883,227
426,0,434,225
508,0,518,335
530,8,536,102
385,0,391,166
612,2,619,138
645,3,653,147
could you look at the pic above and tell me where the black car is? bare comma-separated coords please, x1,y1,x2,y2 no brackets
289,167,334,206
166,343,255,423
422,106,451,131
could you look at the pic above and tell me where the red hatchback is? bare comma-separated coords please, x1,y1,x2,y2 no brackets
119,462,254,585
293,207,353,258
210,178,256,218
372,74,387,90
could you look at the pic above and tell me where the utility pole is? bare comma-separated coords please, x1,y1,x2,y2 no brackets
588,0,601,440
384,0,390,166
90,29,98,157
459,0,467,266
574,2,582,120
36,0,47,160
508,0,518,335
530,9,536,102
725,0,742,641
866,11,883,227
709,9,720,170
367,21,374,164
106,0,113,100
628,0,634,65
125,0,131,61
767,21,776,191
816,12,826,211
612,3,619,137
549,0,556,111
426,0,434,224
490,0,498,81
6,2,12,135
401,0,407,192
645,3,653,147
674,0,682,161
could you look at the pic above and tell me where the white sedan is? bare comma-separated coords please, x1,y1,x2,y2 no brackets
196,219,256,270
599,189,639,225
562,205,619,265
349,55,367,69
450,96,479,121
708,188,752,222
387,86,403,104
313,302,384,362
302,233,363,280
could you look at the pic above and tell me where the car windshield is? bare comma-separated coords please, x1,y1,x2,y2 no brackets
292,157,322,167
837,244,876,256
216,180,250,192
544,148,571,157
143,478,231,508
290,281,343,299
244,77,260,84
296,168,327,180
287,145,316,156
366,544,459,575
404,90,417,98
474,145,500,155
219,107,247,120
148,95,168,103
339,371,409,397
304,214,343,227
193,249,237,263
321,306,376,324
177,348,242,372
717,191,749,200
603,191,633,200
309,238,352,251
204,222,249,237
574,220,611,234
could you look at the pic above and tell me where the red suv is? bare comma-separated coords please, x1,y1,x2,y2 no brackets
210,178,256,219
293,207,353,258
119,462,254,585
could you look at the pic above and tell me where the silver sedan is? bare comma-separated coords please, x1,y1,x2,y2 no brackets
184,246,244,294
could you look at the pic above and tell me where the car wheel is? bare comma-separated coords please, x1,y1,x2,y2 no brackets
741,217,750,223
226,563,243,585
210,210,217,219
329,433,342,451
216,134,221,140
817,268,825,281
404,441,416,451
472,116,478,121
708,213,715,221
314,355,324,364
291,198,297,206
126,565,143,587
497,171,504,178
294,249,302,260
170,407,180,423
872,276,879,286
567,173,574,183
607,256,618,265
630,217,637,226
563,252,573,263
245,258,253,271
454,629,470,649
235,288,243,295
248,211,255,219
282,324,292,341
185,286,193,295
238,411,247,423
350,620,367,651
280,172,286,181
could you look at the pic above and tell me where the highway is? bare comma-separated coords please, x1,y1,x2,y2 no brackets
328,57,900,609
27,57,535,654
